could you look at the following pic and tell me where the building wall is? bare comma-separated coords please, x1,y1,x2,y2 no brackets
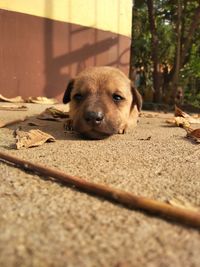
0,0,132,101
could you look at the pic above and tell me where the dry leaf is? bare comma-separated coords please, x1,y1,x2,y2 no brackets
0,117,27,128
140,112,159,118
175,106,200,124
185,127,200,143
27,96,58,104
165,117,190,128
165,118,175,124
0,94,24,103
15,129,55,149
0,105,28,111
193,114,200,118
37,107,69,121
187,117,200,124
138,136,151,141
175,105,190,118
175,117,191,127
167,197,199,212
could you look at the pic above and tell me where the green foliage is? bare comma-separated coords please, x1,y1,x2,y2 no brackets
132,0,176,64
184,92,200,108
181,45,200,107
131,0,200,105
132,5,151,66
182,45,200,78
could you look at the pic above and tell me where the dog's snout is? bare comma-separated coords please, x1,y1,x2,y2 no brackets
84,111,104,125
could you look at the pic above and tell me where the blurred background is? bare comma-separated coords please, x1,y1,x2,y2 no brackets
130,0,200,110
0,0,200,109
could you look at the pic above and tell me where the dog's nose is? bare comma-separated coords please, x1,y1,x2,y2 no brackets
84,111,104,125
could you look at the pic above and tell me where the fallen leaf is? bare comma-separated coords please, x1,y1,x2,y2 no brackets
37,107,69,121
187,117,200,124
0,105,28,111
138,136,151,141
27,97,58,104
165,118,175,124
0,117,27,128
166,197,199,212
185,127,200,143
140,112,159,118
193,114,200,118
165,117,190,128
174,106,200,124
175,117,191,127
15,129,55,149
0,94,24,103
175,105,190,118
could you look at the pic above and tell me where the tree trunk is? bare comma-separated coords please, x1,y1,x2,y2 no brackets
146,0,161,103
180,5,200,67
166,2,200,104
170,0,182,101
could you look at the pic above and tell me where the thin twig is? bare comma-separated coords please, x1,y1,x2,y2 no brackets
0,151,200,228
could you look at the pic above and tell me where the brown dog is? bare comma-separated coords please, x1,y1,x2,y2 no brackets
63,66,142,139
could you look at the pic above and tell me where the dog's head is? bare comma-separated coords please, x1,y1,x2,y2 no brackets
63,67,142,139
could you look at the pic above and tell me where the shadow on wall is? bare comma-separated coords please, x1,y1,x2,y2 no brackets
43,0,131,101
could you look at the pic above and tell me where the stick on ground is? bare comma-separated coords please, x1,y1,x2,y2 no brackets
0,151,200,228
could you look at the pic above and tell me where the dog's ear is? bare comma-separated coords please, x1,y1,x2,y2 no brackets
131,82,142,112
63,79,74,104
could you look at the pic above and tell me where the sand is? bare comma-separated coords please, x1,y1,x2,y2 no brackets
0,103,200,267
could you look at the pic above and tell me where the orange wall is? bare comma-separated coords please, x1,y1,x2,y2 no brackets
0,1,132,101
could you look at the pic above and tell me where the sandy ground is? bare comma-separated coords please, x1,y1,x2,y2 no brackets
0,103,200,267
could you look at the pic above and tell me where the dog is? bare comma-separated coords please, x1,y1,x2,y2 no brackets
63,66,142,139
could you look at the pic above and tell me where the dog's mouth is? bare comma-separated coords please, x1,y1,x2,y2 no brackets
80,129,114,140
77,122,119,139
75,123,119,140
72,115,124,139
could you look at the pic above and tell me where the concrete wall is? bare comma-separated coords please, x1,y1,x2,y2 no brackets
0,0,132,101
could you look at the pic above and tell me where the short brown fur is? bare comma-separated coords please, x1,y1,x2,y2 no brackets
63,66,142,139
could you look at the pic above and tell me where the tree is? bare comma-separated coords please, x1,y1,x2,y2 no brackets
131,0,200,105
146,0,161,102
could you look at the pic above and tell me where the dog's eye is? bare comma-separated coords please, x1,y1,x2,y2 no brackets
112,94,124,102
73,93,83,101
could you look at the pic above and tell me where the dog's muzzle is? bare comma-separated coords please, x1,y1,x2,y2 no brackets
84,111,104,126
